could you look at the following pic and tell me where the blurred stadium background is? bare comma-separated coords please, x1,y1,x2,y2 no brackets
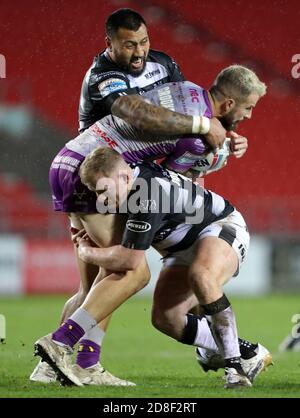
0,0,300,397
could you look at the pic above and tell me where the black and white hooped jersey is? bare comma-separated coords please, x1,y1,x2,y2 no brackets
121,162,234,253
79,49,184,132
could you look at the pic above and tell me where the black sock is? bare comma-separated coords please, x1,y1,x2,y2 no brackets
238,338,258,359
225,357,246,375
202,295,240,359
179,314,198,345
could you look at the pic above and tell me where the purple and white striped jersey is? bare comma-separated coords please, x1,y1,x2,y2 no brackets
66,81,213,171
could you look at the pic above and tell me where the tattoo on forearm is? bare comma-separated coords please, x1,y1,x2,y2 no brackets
112,95,193,135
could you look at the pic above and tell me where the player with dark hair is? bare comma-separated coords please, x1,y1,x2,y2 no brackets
79,7,225,149
105,8,147,39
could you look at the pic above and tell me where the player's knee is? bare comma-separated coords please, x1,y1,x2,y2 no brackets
141,267,151,287
189,266,216,297
133,263,151,290
133,270,151,292
151,306,175,334
151,309,167,332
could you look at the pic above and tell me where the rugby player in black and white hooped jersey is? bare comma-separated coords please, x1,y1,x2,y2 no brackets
35,147,272,389
32,65,265,386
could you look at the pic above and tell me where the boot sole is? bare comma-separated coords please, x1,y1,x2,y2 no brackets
34,342,77,387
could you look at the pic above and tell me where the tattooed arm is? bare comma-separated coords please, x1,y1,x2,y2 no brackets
111,95,226,149
112,94,193,134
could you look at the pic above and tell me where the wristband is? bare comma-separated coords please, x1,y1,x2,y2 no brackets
199,116,210,134
192,115,201,134
192,115,210,135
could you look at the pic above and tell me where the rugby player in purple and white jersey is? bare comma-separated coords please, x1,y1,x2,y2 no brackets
34,65,269,387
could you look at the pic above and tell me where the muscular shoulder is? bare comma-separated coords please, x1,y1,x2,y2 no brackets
147,49,174,65
87,52,130,94
133,163,173,190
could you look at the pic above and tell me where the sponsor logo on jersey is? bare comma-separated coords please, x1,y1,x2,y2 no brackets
189,88,200,103
126,220,151,233
98,78,127,98
91,125,118,148
144,69,160,79
158,86,175,111
95,71,126,81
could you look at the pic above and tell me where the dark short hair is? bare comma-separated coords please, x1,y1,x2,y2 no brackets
105,8,147,38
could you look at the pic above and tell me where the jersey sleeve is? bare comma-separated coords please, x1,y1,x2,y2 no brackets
121,211,165,250
88,70,138,112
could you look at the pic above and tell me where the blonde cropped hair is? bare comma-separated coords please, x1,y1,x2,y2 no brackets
79,147,122,190
211,64,267,102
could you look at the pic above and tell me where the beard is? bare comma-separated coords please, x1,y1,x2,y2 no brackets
128,56,147,76
115,54,146,76
219,112,240,131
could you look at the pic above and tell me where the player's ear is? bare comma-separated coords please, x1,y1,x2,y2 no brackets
126,172,132,186
221,98,235,114
119,171,130,185
105,36,112,51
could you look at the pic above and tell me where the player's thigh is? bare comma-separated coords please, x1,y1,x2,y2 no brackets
192,211,250,287
191,236,238,288
153,265,198,316
78,213,126,247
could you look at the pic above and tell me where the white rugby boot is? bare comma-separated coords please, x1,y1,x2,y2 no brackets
72,363,136,386
195,347,224,372
240,343,273,382
224,367,252,389
34,333,83,386
196,343,273,382
30,359,57,383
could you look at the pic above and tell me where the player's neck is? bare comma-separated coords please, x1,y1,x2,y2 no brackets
207,90,222,117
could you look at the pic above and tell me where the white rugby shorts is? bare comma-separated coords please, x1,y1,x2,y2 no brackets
162,209,250,273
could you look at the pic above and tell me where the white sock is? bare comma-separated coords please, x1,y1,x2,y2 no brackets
70,307,97,333
80,325,105,346
193,317,219,351
206,306,241,359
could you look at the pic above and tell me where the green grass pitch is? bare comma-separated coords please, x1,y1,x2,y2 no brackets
1,294,300,398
